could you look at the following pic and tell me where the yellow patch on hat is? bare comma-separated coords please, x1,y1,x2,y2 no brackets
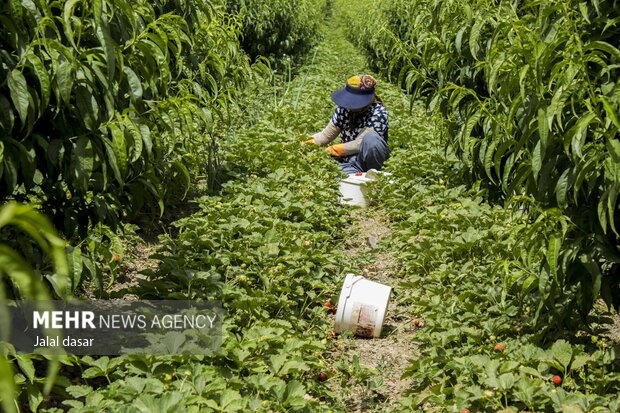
347,76,362,88
346,74,377,89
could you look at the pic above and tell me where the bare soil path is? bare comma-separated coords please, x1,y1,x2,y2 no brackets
329,208,417,412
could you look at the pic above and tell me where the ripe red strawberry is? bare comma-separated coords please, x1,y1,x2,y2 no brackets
460,409,470,413
494,344,505,352
319,372,327,382
329,306,336,314
112,254,119,262
552,375,562,385
324,300,332,308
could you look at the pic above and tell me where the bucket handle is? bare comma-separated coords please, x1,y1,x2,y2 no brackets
343,275,365,299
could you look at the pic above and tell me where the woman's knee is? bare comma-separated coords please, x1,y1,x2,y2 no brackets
361,131,389,154
358,131,389,171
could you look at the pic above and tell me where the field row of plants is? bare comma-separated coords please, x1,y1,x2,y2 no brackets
1,0,331,410
341,0,620,330
368,108,620,411
332,0,620,410
225,0,332,67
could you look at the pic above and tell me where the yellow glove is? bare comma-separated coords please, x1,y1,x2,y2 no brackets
301,138,316,145
325,144,346,157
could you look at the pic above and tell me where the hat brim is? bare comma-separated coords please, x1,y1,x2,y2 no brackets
331,87,375,110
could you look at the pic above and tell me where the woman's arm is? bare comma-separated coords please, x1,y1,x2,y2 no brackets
325,127,375,156
341,127,375,154
311,121,341,145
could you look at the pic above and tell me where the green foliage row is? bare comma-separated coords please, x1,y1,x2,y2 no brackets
0,0,332,298
371,126,620,411
340,0,620,322
225,0,328,67
346,52,620,412
0,0,250,236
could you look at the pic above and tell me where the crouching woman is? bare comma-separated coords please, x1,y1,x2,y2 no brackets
303,74,389,174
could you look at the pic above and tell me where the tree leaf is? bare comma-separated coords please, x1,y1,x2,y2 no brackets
532,139,543,183
68,246,83,290
174,160,190,198
0,354,16,413
25,51,51,111
73,137,94,193
547,236,561,281
585,40,620,60
538,108,548,154
56,59,74,105
555,169,570,209
63,0,82,48
75,86,99,131
469,18,484,60
109,123,127,181
139,124,152,157
7,69,30,127
598,189,609,233
123,116,143,163
569,112,596,158
600,96,620,130
103,129,124,186
93,0,116,80
123,66,143,104
608,183,619,236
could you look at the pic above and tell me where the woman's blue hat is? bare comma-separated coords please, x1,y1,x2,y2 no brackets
331,75,377,110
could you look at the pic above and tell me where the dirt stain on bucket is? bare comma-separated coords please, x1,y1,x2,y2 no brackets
352,303,377,338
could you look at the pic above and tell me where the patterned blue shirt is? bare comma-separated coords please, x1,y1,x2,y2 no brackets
330,102,389,143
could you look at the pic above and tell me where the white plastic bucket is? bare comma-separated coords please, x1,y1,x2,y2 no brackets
338,173,372,207
334,273,392,338
338,169,393,207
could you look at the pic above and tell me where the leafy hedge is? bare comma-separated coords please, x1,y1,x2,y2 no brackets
226,0,327,66
340,0,620,322
0,0,252,238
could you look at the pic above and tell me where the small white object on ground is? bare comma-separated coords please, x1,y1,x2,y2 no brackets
366,235,379,249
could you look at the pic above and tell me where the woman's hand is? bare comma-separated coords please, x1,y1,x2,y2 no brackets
325,144,346,157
